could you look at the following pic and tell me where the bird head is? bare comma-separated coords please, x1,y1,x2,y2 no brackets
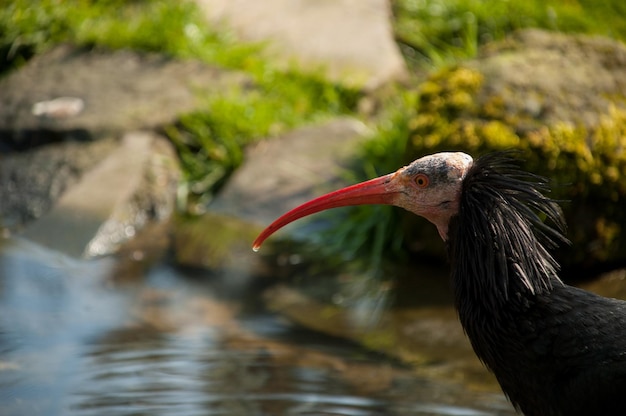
253,152,474,250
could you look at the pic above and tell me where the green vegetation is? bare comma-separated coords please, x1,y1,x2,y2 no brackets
392,0,626,69
3,0,626,270
1,0,254,72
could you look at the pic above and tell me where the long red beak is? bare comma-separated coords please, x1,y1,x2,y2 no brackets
253,172,401,251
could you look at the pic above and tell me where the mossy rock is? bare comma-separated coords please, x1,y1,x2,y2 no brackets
405,30,626,270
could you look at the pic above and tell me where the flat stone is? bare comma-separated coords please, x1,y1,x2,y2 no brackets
195,0,407,89
20,132,180,258
210,117,371,227
0,44,248,148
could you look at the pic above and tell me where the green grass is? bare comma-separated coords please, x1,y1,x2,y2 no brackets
1,0,256,73
392,0,626,69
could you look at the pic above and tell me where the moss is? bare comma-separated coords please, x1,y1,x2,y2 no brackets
404,66,626,268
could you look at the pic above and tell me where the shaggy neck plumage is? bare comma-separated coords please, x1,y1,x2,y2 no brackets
447,152,568,315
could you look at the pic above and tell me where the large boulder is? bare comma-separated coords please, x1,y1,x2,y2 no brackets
195,0,407,89
405,29,626,269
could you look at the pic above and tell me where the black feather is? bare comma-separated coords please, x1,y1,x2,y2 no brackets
449,151,568,305
447,152,626,416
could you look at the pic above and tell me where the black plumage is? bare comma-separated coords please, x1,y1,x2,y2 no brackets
449,153,626,416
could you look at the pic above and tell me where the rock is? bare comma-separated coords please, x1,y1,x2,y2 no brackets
577,268,626,300
0,44,249,148
173,213,261,272
19,132,180,258
0,44,250,255
473,29,626,128
0,138,119,229
195,0,407,89
403,29,626,268
209,117,372,228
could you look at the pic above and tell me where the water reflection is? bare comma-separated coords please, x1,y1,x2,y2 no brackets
0,230,514,416
70,329,383,416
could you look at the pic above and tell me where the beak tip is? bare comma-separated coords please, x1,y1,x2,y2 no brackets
252,234,266,252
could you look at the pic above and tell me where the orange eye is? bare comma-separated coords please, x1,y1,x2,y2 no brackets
415,174,429,188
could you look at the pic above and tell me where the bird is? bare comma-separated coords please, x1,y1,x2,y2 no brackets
253,151,626,416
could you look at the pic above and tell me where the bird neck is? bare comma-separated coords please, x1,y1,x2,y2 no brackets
444,153,568,371
446,153,567,316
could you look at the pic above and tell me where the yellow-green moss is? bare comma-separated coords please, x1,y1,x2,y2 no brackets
407,66,626,267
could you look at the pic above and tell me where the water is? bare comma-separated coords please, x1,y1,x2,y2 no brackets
0,228,514,416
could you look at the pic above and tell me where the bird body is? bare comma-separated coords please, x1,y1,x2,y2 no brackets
449,153,626,415
253,151,626,415
463,284,626,415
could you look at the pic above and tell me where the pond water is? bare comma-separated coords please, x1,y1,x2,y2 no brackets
0,218,515,416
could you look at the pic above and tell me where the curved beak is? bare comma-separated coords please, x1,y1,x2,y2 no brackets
252,172,402,251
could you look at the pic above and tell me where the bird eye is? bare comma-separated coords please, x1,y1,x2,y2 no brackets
414,174,429,188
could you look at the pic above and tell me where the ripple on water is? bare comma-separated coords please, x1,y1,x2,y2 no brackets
60,325,512,416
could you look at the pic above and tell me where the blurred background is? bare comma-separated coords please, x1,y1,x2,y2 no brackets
1,1,625,415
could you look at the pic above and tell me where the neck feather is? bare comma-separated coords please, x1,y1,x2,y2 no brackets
447,152,569,312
